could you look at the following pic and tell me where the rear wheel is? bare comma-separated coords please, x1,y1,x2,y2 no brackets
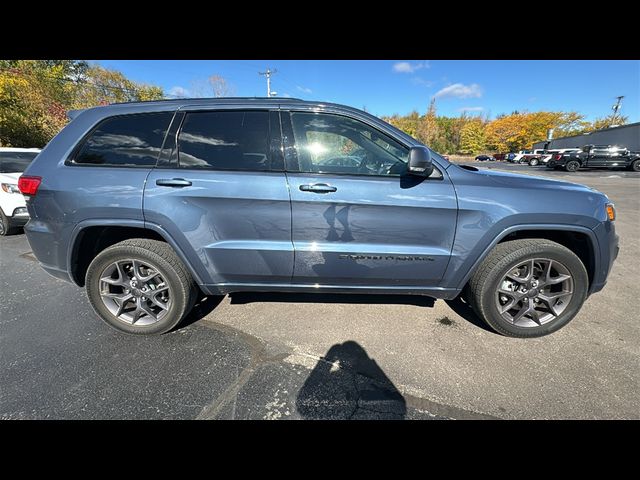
468,239,588,338
0,209,16,236
565,160,580,172
85,239,197,335
529,158,539,166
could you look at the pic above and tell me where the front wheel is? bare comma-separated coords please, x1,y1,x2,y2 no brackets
565,160,580,172
529,158,539,166
85,239,197,334
468,239,588,338
629,159,640,172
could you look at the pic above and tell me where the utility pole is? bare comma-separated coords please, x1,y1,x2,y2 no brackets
611,96,624,124
258,68,277,97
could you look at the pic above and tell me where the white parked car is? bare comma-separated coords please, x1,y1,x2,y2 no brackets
0,148,41,235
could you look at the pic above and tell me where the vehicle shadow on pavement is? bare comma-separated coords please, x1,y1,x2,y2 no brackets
296,340,407,419
444,297,496,334
175,294,225,330
229,292,436,307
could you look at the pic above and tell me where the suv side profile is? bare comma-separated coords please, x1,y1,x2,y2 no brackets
20,98,619,338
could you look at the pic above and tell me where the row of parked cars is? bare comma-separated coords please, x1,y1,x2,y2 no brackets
475,145,640,172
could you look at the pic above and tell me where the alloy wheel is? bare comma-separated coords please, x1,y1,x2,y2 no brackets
99,258,172,326
495,258,573,328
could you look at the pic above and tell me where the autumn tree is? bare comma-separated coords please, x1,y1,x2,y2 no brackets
591,114,629,130
384,110,420,138
459,118,487,154
1,60,164,147
415,98,441,147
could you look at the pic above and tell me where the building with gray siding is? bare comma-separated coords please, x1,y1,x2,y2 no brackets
533,122,639,151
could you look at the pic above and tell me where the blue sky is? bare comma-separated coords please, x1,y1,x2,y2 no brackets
95,60,639,122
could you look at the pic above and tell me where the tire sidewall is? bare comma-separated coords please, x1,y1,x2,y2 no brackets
86,245,189,335
631,159,640,172
479,245,588,337
0,208,10,236
566,160,579,172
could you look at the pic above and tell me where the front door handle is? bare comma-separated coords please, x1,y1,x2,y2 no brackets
299,183,337,193
156,178,192,187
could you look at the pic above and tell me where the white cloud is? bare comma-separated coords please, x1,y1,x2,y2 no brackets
411,77,434,87
281,93,292,98
168,86,190,98
296,85,312,94
392,61,429,73
434,83,482,99
457,106,484,112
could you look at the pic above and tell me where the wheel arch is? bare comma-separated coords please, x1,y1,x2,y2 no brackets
456,224,599,294
67,220,209,289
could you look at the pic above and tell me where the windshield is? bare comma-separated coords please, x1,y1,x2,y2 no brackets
0,151,39,173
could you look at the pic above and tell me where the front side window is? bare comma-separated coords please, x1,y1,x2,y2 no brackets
73,112,173,167
290,112,409,176
177,111,271,171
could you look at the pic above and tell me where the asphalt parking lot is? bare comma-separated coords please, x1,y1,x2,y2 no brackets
1,162,638,419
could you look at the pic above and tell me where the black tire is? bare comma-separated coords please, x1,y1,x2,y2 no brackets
565,160,580,172
85,239,197,335
529,158,539,166
0,208,16,236
629,159,640,172
468,239,588,338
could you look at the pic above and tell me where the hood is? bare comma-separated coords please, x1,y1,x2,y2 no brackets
464,165,601,195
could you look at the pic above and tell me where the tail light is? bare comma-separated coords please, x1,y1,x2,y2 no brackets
553,154,562,160
18,176,42,196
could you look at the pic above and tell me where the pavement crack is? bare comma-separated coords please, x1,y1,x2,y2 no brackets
195,321,293,420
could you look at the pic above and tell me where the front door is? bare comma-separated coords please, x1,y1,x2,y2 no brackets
144,109,293,287
586,147,609,167
283,111,457,288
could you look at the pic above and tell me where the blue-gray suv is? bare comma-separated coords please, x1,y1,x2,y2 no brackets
19,98,619,338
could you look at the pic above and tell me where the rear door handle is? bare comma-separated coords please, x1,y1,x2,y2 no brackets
156,178,192,187
299,183,337,193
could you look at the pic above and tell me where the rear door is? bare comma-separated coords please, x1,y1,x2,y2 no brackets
283,110,457,288
144,107,293,287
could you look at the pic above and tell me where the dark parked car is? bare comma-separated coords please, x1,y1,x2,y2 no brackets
20,98,619,338
475,155,495,162
547,144,640,172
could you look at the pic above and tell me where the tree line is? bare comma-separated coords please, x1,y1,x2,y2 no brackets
383,98,628,155
1,60,164,147
0,60,629,151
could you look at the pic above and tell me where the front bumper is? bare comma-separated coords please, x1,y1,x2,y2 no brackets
589,221,619,295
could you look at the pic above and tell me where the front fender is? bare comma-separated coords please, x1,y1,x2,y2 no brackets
440,223,599,292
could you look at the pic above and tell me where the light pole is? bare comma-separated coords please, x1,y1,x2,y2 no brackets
258,68,277,97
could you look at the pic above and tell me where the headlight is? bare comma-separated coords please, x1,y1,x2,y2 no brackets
606,203,616,221
1,183,21,194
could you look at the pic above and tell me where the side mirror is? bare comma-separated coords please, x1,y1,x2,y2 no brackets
407,146,433,177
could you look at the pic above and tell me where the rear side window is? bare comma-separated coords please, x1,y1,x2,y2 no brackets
177,111,271,171
73,112,173,167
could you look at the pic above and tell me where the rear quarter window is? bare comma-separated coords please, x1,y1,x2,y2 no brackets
71,112,173,167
